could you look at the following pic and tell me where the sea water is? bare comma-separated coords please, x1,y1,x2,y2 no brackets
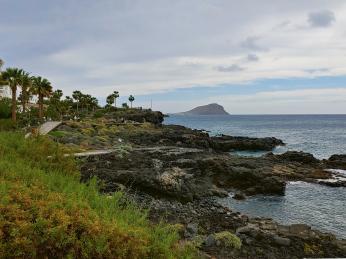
164,115,346,238
165,114,346,159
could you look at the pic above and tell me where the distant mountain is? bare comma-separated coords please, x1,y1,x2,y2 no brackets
176,103,230,115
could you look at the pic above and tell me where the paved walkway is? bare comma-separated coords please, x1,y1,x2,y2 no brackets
25,121,62,138
73,149,115,157
38,121,62,135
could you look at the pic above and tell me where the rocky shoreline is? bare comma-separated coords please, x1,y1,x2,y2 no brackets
51,112,346,258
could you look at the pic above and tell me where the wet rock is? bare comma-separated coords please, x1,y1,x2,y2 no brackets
233,192,246,200
273,151,320,165
273,235,291,246
211,135,284,151
318,180,346,187
325,154,346,170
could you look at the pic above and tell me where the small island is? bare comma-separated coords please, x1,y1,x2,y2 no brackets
176,103,230,115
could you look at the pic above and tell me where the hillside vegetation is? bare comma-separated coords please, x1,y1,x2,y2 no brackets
0,132,196,258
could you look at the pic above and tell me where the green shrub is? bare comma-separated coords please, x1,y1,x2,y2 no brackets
214,231,242,249
0,97,11,119
304,243,322,256
0,132,196,258
93,109,106,118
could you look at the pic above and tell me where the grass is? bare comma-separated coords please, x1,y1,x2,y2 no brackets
48,130,67,138
0,132,196,258
0,119,17,131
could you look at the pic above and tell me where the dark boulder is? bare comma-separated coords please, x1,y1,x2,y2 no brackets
233,192,246,200
211,135,284,151
325,154,346,170
272,151,320,165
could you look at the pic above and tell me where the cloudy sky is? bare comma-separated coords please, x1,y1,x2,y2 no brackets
1,0,346,114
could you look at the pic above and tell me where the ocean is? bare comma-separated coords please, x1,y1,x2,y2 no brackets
164,114,346,238
164,114,346,159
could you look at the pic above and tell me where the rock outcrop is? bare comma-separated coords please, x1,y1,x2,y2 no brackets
325,154,346,170
211,135,284,151
80,145,336,201
54,122,285,152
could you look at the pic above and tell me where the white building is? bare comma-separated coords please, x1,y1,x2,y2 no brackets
0,85,11,98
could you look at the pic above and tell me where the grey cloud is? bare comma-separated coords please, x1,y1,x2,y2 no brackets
247,53,259,62
308,10,335,27
0,0,344,105
240,36,268,51
278,20,291,28
216,64,244,72
305,68,329,73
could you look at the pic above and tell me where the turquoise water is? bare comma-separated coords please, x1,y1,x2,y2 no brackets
164,115,346,238
164,114,346,159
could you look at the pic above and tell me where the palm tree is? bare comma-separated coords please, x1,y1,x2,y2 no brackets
0,60,6,87
72,90,82,113
18,71,32,112
113,91,119,107
106,94,115,107
32,76,53,120
1,68,23,122
128,95,135,108
48,89,64,120
90,97,98,111
0,59,7,87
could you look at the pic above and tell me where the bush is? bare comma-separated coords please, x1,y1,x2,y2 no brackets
0,133,196,258
93,109,106,118
304,243,322,256
0,97,11,119
0,119,17,131
214,231,242,249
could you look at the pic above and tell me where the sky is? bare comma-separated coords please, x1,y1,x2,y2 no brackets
1,0,346,114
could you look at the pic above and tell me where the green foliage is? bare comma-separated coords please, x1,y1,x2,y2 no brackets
106,91,119,108
93,109,106,118
72,90,98,114
0,98,11,119
304,243,322,256
0,132,196,258
214,231,242,249
47,89,66,120
0,119,17,131
48,130,67,138
17,107,41,127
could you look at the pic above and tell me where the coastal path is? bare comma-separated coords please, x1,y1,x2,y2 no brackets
25,121,62,138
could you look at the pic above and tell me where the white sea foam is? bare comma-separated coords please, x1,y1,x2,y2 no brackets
325,169,346,176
